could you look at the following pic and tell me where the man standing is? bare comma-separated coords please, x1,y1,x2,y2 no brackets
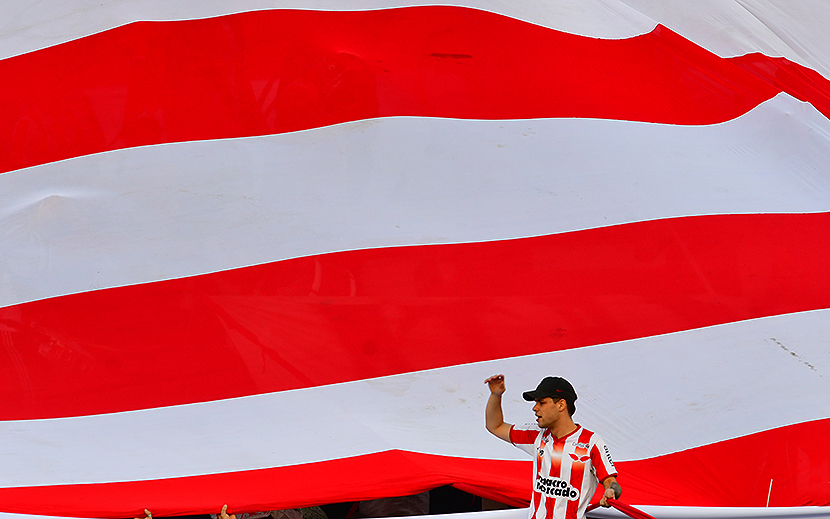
485,375,621,519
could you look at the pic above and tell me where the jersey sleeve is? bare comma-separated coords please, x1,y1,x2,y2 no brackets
590,434,618,482
509,422,542,457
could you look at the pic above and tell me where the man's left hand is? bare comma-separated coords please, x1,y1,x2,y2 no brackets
600,486,616,507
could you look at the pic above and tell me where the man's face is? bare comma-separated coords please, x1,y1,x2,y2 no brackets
532,397,564,429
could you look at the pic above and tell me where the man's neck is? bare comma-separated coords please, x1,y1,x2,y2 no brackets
550,418,578,439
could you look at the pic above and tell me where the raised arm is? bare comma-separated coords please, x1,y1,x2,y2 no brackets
484,374,513,442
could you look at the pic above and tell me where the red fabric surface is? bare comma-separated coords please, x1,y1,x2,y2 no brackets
3,213,830,419
4,6,814,175
621,418,830,507
0,451,530,518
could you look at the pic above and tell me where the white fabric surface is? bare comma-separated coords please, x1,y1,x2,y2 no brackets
3,93,830,309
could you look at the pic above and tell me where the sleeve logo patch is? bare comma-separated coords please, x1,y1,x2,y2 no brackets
603,445,616,470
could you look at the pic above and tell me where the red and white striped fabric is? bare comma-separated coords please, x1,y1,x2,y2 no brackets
1,1,829,518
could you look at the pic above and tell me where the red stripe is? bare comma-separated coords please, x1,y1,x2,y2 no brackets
564,429,592,519
731,53,830,118
3,6,813,174
1,420,826,517
532,437,545,519
0,451,530,518
2,213,830,419
568,428,592,518
547,433,566,519
621,418,830,507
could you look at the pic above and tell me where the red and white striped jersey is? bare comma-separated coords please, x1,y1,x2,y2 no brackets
510,423,617,519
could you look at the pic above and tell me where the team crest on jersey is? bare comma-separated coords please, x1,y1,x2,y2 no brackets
535,475,580,500
569,453,590,463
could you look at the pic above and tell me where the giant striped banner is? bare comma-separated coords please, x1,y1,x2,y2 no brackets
1,1,829,518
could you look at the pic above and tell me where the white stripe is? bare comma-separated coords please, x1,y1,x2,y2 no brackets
2,308,828,487
619,0,830,81
3,93,830,309
591,506,830,519
0,1,655,60
2,507,830,519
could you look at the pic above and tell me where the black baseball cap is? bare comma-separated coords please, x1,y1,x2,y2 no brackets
522,377,578,402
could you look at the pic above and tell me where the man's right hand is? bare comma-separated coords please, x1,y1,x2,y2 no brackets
484,374,512,441
485,374,506,395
